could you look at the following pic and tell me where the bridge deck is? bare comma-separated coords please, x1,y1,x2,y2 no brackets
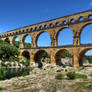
20,44,92,50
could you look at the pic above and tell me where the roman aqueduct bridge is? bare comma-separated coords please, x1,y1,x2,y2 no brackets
0,10,92,67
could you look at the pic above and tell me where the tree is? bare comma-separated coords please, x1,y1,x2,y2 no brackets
62,50,72,58
0,40,19,61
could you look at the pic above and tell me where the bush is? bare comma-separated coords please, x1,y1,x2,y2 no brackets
77,67,85,71
6,68,30,78
22,68,30,76
75,73,87,79
66,72,87,80
0,86,6,91
0,67,6,80
66,72,76,80
55,73,64,80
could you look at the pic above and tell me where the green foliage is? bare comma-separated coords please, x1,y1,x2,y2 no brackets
9,56,19,62
51,84,57,92
83,56,92,63
0,40,19,61
0,67,6,80
89,72,92,76
0,86,6,91
67,72,87,80
72,81,92,91
21,58,30,67
14,41,31,48
6,68,30,79
62,50,72,58
77,67,85,71
75,73,87,79
66,72,76,80
24,42,31,48
55,73,64,80
42,52,49,59
14,41,20,48
0,40,30,80
22,68,30,76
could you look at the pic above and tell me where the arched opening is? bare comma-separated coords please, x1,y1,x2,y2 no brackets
56,21,60,26
57,28,73,46
55,49,72,66
22,51,30,67
63,20,67,25
13,37,20,48
23,34,32,48
79,49,92,67
34,50,50,67
22,51,30,60
88,15,92,20
4,38,10,44
79,17,84,22
70,19,75,23
37,32,51,47
81,24,92,44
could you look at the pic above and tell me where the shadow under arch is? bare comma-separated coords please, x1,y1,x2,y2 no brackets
36,31,51,47
22,34,32,48
34,50,50,67
79,48,92,66
80,23,92,44
4,38,10,44
22,50,30,60
56,27,73,46
55,49,73,66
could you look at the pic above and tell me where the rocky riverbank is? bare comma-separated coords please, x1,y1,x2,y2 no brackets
0,64,92,92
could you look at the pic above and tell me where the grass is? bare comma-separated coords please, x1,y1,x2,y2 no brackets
89,73,92,76
55,73,64,80
66,72,87,80
51,84,56,92
12,82,18,87
0,86,6,91
77,67,85,71
72,81,92,92
75,73,87,79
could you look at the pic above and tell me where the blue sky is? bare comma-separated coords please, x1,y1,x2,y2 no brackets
0,0,92,55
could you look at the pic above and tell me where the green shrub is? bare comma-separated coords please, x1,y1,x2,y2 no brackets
75,73,87,79
77,67,85,71
67,72,87,80
55,73,64,80
89,73,92,76
0,86,6,91
22,68,30,76
0,67,6,80
66,72,76,80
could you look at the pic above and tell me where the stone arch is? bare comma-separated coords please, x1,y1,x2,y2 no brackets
22,34,32,48
79,22,92,36
36,31,51,47
80,23,92,44
12,36,20,48
4,37,10,44
79,48,92,66
55,49,73,66
56,27,73,46
34,50,50,66
22,50,30,60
